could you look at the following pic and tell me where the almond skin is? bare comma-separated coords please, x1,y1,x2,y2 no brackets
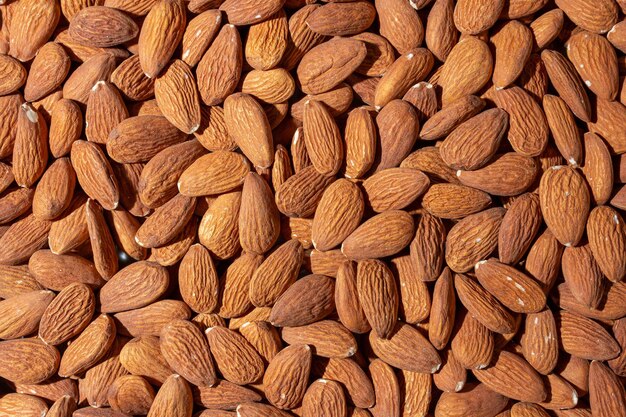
39,283,95,345
439,36,493,105
263,344,312,410
224,93,274,169
248,239,303,307
539,165,590,247
178,151,250,197
474,258,546,313
302,99,344,176
205,326,265,385
311,179,364,252
439,108,508,171
356,259,399,339
297,37,367,95
587,206,626,282
376,0,425,53
341,210,415,260
422,183,492,219
99,261,169,313
138,0,186,78
445,207,504,273
269,274,334,327
9,0,60,62
473,350,546,403
196,24,243,106
154,60,202,134
69,6,139,48
160,319,217,388
369,322,441,373
23,42,70,102
306,1,375,36
282,320,357,359
239,172,281,255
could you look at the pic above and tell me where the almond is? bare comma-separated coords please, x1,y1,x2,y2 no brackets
239,172,281,255
138,0,186,78
374,99,421,170
494,86,549,157
439,37,493,105
456,152,539,196
491,20,533,89
520,309,559,375
474,258,546,313
422,183,491,219
0,290,54,340
453,0,504,34
356,259,398,339
245,10,288,71
335,261,371,334
224,93,274,169
369,322,441,373
263,344,312,409
374,49,434,109
342,210,415,260
557,311,620,361
454,273,516,334
587,205,626,282
69,6,138,48
282,320,357,358
588,360,626,417
376,0,424,53
270,274,334,327
542,94,582,167
344,107,377,179
147,374,193,417
297,37,366,95
39,283,95,345
554,0,618,33
541,49,591,122
425,0,458,62
205,326,264,385
410,212,446,281
439,109,508,171
107,375,155,416
196,24,242,106
248,239,303,307
539,165,590,247
9,0,60,62
160,319,217,387
311,179,364,251
498,193,542,265
178,151,250,197
473,350,546,403
567,30,619,101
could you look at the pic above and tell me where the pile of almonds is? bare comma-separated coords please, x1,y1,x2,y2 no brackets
0,0,625,416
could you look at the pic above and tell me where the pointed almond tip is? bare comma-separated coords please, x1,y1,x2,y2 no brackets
455,381,464,392
205,326,215,334
346,346,356,357
475,260,487,270
189,124,200,134
91,80,106,91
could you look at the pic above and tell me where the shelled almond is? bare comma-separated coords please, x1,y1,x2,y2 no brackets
0,0,625,416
